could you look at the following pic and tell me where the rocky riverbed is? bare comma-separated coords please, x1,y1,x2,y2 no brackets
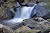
0,0,50,33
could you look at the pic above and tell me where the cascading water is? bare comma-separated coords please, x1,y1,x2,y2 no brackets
7,4,36,24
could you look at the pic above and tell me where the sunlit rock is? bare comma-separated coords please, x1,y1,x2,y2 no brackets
13,26,41,33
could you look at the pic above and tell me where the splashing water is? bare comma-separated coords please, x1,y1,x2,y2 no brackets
7,5,36,23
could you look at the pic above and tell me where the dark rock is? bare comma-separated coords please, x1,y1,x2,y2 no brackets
0,2,4,7
25,3,35,7
42,13,50,20
4,0,7,2
15,0,25,5
1,8,14,20
0,28,4,33
43,29,50,33
30,8,37,18
35,3,48,17
30,3,48,18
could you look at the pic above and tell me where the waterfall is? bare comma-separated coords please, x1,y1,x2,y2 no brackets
7,4,36,24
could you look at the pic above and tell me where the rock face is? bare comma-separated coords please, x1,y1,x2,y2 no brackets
0,24,13,33
24,3,48,18
35,3,48,17
15,0,25,5
23,19,38,29
1,8,14,20
0,0,50,33
30,3,48,18
13,26,41,33
13,18,50,33
0,0,15,20
0,18,50,33
25,0,50,12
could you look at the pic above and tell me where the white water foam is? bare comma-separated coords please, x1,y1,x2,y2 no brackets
7,5,36,23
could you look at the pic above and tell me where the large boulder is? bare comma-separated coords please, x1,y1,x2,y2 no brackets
23,19,38,29
1,8,14,20
0,24,13,33
35,3,48,17
13,26,41,33
0,0,15,20
30,3,48,18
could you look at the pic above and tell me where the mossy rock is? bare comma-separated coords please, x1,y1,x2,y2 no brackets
0,0,15,20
